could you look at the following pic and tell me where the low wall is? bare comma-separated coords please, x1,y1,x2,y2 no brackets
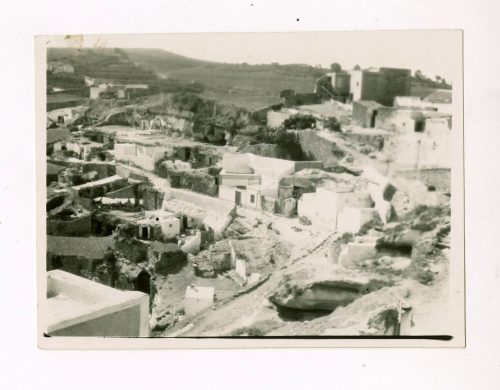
294,160,323,171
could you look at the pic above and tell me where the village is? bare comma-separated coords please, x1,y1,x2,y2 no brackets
44,54,453,337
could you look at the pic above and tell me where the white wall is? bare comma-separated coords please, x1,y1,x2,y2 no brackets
298,188,372,228
158,216,180,239
218,185,260,209
235,258,247,282
115,143,137,160
349,70,363,101
219,173,261,187
337,207,379,234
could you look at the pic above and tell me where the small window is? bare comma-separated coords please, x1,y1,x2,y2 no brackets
169,224,172,228
415,119,426,133
250,194,255,203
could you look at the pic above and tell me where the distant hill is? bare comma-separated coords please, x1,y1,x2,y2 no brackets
123,49,325,109
47,48,450,110
48,48,325,110
48,48,158,83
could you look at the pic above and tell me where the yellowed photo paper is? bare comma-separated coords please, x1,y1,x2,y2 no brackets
36,31,464,348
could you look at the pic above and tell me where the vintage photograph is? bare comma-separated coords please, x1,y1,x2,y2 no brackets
37,31,464,346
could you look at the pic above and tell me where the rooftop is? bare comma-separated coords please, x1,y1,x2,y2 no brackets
45,270,148,334
47,162,66,175
354,100,385,109
47,128,71,144
71,175,125,191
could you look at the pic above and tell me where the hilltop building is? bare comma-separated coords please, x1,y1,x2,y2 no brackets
349,67,411,106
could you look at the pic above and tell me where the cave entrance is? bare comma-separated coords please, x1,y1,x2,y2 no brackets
135,270,151,295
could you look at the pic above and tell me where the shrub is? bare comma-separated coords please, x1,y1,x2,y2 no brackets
324,116,341,132
299,216,312,225
283,114,317,130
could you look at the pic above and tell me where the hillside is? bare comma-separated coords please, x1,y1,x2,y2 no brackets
48,48,325,110
48,48,158,83
47,48,450,110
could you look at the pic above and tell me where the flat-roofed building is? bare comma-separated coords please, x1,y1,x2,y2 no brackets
45,270,149,337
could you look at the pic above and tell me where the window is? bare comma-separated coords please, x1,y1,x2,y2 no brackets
169,224,172,228
415,119,426,133
250,194,255,203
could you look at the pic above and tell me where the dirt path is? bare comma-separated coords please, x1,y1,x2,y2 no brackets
162,224,336,337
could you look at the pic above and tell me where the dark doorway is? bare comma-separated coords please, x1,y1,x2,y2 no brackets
51,255,63,270
135,270,151,295
370,110,378,128
141,226,149,239
184,147,191,161
235,191,242,206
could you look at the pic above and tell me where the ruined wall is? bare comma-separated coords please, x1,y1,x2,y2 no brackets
161,168,218,196
47,214,92,236
297,130,341,168
153,247,187,276
82,162,116,180
115,238,149,263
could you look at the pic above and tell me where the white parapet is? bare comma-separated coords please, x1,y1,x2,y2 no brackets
45,270,149,337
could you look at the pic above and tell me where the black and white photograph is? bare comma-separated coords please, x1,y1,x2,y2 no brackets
37,31,464,347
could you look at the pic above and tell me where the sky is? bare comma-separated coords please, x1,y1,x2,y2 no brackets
47,31,462,82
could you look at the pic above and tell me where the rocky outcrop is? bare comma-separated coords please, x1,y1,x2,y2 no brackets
269,261,392,311
267,284,414,336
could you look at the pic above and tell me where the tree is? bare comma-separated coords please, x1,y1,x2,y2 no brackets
353,64,361,70
330,63,342,72
415,70,423,79
435,75,442,83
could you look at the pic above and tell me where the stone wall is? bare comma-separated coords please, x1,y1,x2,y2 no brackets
297,130,342,168
47,214,92,236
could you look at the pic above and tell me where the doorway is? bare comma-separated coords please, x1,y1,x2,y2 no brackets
135,270,151,295
235,191,242,206
370,110,378,128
